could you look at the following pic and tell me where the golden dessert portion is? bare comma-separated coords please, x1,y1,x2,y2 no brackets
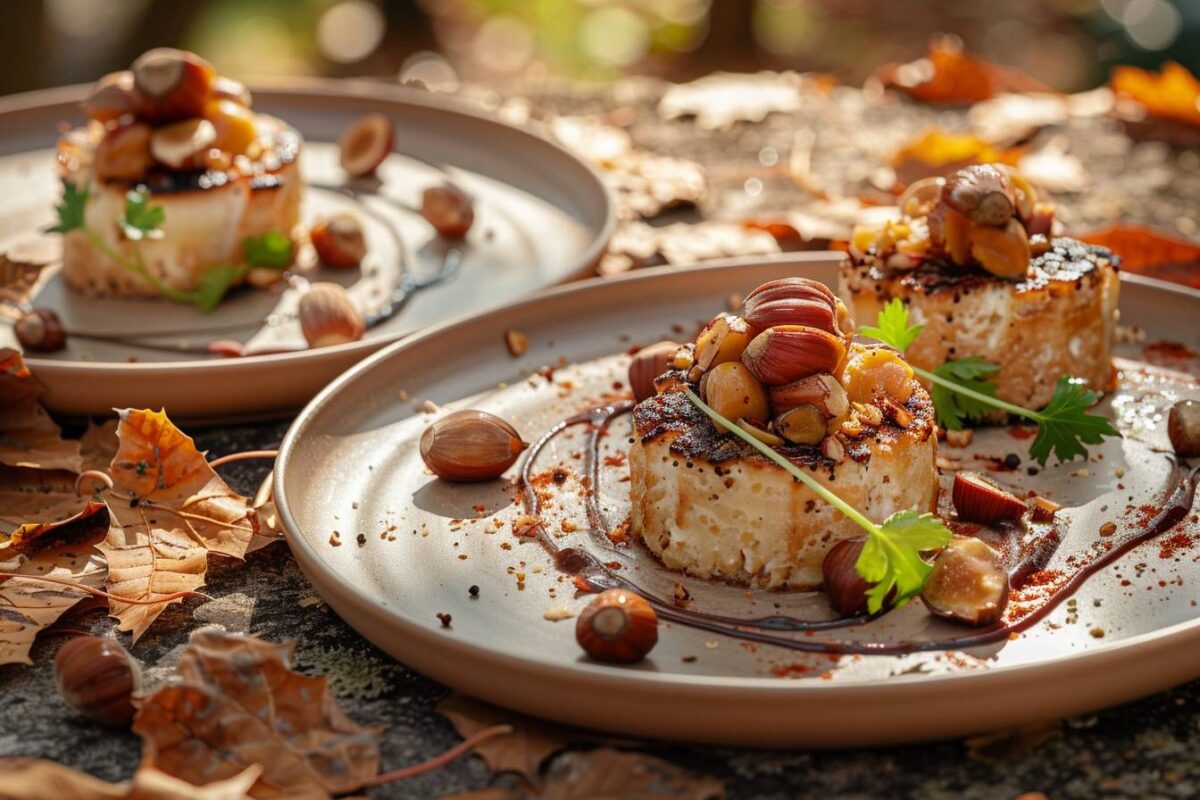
55,48,303,300
840,164,1120,410
627,278,938,590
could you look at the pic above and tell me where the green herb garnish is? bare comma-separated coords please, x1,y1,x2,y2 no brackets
684,387,951,613
48,183,292,312
860,298,1118,465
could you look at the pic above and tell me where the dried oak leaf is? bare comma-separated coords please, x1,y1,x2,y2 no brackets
874,35,1051,106
0,349,82,473
437,694,575,786
0,508,107,666
443,748,724,800
134,630,381,800
1077,223,1200,289
0,758,262,800
1110,61,1200,129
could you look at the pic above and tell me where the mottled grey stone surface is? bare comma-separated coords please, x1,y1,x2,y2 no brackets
1,420,1199,799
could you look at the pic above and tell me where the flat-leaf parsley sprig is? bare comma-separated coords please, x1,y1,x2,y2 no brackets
49,184,293,312
683,387,951,613
859,299,1118,465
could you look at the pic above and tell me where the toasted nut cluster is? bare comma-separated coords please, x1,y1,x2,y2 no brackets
79,48,273,186
850,163,1050,280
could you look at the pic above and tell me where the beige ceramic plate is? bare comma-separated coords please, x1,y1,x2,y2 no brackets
276,254,1200,746
0,79,613,420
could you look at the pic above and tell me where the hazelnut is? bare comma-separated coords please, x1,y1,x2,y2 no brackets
203,98,258,156
897,176,946,218
82,71,140,123
701,361,769,428
422,183,475,239
737,418,785,447
298,282,365,348
94,122,153,182
131,48,216,122
212,75,252,107
921,536,1009,627
628,340,679,402
843,347,915,405
741,325,846,386
768,373,849,422
14,308,67,353
504,329,529,358
969,218,1030,279
941,164,1016,227
54,636,142,727
694,314,754,370
420,409,528,482
575,588,658,663
310,213,367,269
150,117,217,170
339,113,393,177
1167,400,1200,458
821,537,873,616
774,404,827,446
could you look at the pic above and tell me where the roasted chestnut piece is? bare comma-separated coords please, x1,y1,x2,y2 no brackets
921,536,1009,627
821,536,873,616
82,71,140,122
14,309,67,353
941,164,1016,227
952,472,1026,523
575,588,658,663
298,282,365,348
131,48,216,122
420,409,528,482
310,213,368,269
339,113,393,177
421,183,475,239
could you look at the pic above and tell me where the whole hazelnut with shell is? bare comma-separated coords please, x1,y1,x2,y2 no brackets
298,282,365,348
14,308,67,353
575,588,659,663
54,635,142,727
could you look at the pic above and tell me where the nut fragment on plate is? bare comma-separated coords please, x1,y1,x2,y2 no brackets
422,183,475,239
310,213,367,269
921,537,1009,627
339,113,393,177
1168,400,1200,457
504,329,529,357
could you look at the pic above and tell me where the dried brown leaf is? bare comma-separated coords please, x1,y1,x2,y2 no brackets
110,409,255,559
79,418,119,473
0,349,81,473
0,466,88,537
0,519,107,666
245,472,284,554
1110,61,1200,128
438,694,574,785
965,719,1062,764
542,749,723,800
875,36,1051,106
134,630,381,799
0,758,262,800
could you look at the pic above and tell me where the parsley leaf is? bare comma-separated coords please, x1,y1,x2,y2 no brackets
683,387,949,613
187,263,249,313
47,182,89,234
243,230,293,268
857,298,923,352
119,188,165,241
1029,376,1119,465
857,509,953,613
930,357,1000,430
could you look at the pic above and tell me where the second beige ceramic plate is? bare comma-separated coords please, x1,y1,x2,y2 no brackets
276,254,1200,746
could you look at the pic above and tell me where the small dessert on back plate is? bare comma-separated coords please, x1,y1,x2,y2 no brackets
54,48,302,304
628,277,939,589
840,164,1120,410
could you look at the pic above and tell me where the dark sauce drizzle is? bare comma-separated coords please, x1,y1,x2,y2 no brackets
518,402,1200,656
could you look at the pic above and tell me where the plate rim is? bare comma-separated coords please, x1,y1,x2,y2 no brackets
274,255,1200,700
0,76,617,373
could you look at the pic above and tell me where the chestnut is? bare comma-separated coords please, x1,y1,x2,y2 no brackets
131,47,216,122
628,340,680,403
821,536,873,616
575,588,658,663
941,164,1016,227
419,409,528,482
14,308,67,353
298,282,365,348
421,183,475,239
54,636,142,727
921,536,1009,627
82,71,140,123
952,471,1027,523
1168,400,1200,458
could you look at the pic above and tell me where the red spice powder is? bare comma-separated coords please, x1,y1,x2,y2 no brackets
771,663,810,677
1007,426,1037,440
1159,531,1195,560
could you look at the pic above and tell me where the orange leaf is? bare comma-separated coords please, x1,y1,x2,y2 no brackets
0,348,82,473
110,409,255,559
0,758,263,799
0,514,107,666
134,630,381,799
1076,223,1200,290
0,466,89,538
97,514,207,643
875,36,1051,106
892,129,1022,188
79,418,119,473
1110,61,1200,128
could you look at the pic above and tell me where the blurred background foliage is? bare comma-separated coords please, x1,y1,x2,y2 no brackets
0,0,1196,95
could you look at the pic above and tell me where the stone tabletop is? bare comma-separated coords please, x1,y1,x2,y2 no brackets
4,72,1200,798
